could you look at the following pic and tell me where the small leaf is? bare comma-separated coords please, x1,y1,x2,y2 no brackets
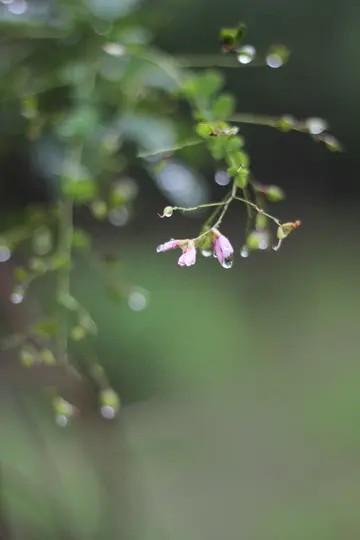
212,94,236,120
235,169,249,188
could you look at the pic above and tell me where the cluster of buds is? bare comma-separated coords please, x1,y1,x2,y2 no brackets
156,229,234,269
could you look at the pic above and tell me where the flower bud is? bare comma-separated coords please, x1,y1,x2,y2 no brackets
265,185,285,202
159,206,174,218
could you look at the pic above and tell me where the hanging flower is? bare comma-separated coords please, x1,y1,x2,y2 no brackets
156,239,181,252
156,238,197,267
177,240,196,267
212,229,234,268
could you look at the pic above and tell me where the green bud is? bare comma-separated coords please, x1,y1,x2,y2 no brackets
246,232,261,250
99,388,121,419
277,115,295,132
40,348,56,365
20,348,35,368
265,185,285,202
52,397,74,418
161,206,173,218
71,325,86,341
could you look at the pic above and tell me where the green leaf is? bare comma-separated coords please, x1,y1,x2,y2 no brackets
226,150,250,172
235,169,249,189
196,122,214,139
183,71,224,100
56,107,99,141
212,94,236,120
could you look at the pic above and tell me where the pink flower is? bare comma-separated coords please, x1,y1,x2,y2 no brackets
212,230,234,268
178,241,196,267
156,239,180,253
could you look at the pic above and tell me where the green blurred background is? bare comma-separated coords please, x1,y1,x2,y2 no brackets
1,0,360,538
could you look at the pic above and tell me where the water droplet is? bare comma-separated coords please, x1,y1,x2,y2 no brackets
8,0,27,14
55,414,68,427
306,117,327,135
0,246,11,263
214,170,230,186
128,289,147,311
259,238,269,250
103,43,125,57
108,207,129,227
201,249,213,258
10,291,24,304
237,45,256,65
240,246,249,258
100,405,116,419
221,257,233,269
266,54,283,69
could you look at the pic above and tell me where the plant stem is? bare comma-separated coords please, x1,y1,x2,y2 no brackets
234,196,281,225
176,55,265,69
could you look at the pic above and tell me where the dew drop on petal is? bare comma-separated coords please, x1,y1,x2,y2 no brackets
221,257,233,269
201,249,213,258
240,246,249,258
100,405,116,419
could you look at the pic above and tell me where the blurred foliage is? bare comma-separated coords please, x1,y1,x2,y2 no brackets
0,1,358,539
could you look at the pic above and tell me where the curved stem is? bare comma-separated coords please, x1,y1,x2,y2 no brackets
234,196,281,225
